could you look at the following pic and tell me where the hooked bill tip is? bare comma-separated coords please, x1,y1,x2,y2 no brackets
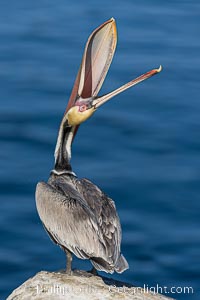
157,65,162,73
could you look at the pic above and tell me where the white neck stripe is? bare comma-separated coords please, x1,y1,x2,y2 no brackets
51,169,77,177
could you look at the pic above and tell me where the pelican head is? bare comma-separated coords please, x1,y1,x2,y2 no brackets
66,98,95,126
64,18,162,127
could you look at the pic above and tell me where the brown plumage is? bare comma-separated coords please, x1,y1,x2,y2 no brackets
36,173,128,273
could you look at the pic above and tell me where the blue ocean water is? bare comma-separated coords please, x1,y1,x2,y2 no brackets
0,1,199,299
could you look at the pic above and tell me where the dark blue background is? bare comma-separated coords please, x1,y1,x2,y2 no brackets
0,1,199,299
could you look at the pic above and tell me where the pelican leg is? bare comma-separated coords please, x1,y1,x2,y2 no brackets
90,267,98,276
66,250,72,274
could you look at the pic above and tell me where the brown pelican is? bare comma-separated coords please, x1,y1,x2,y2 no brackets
36,18,162,274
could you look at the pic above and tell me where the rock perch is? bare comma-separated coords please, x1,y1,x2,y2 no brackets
7,270,175,300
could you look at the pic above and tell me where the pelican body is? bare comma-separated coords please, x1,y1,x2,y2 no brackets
36,18,161,274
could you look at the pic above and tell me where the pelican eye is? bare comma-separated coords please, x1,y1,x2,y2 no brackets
79,104,87,112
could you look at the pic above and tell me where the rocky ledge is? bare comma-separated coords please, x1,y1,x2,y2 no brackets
7,270,175,300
